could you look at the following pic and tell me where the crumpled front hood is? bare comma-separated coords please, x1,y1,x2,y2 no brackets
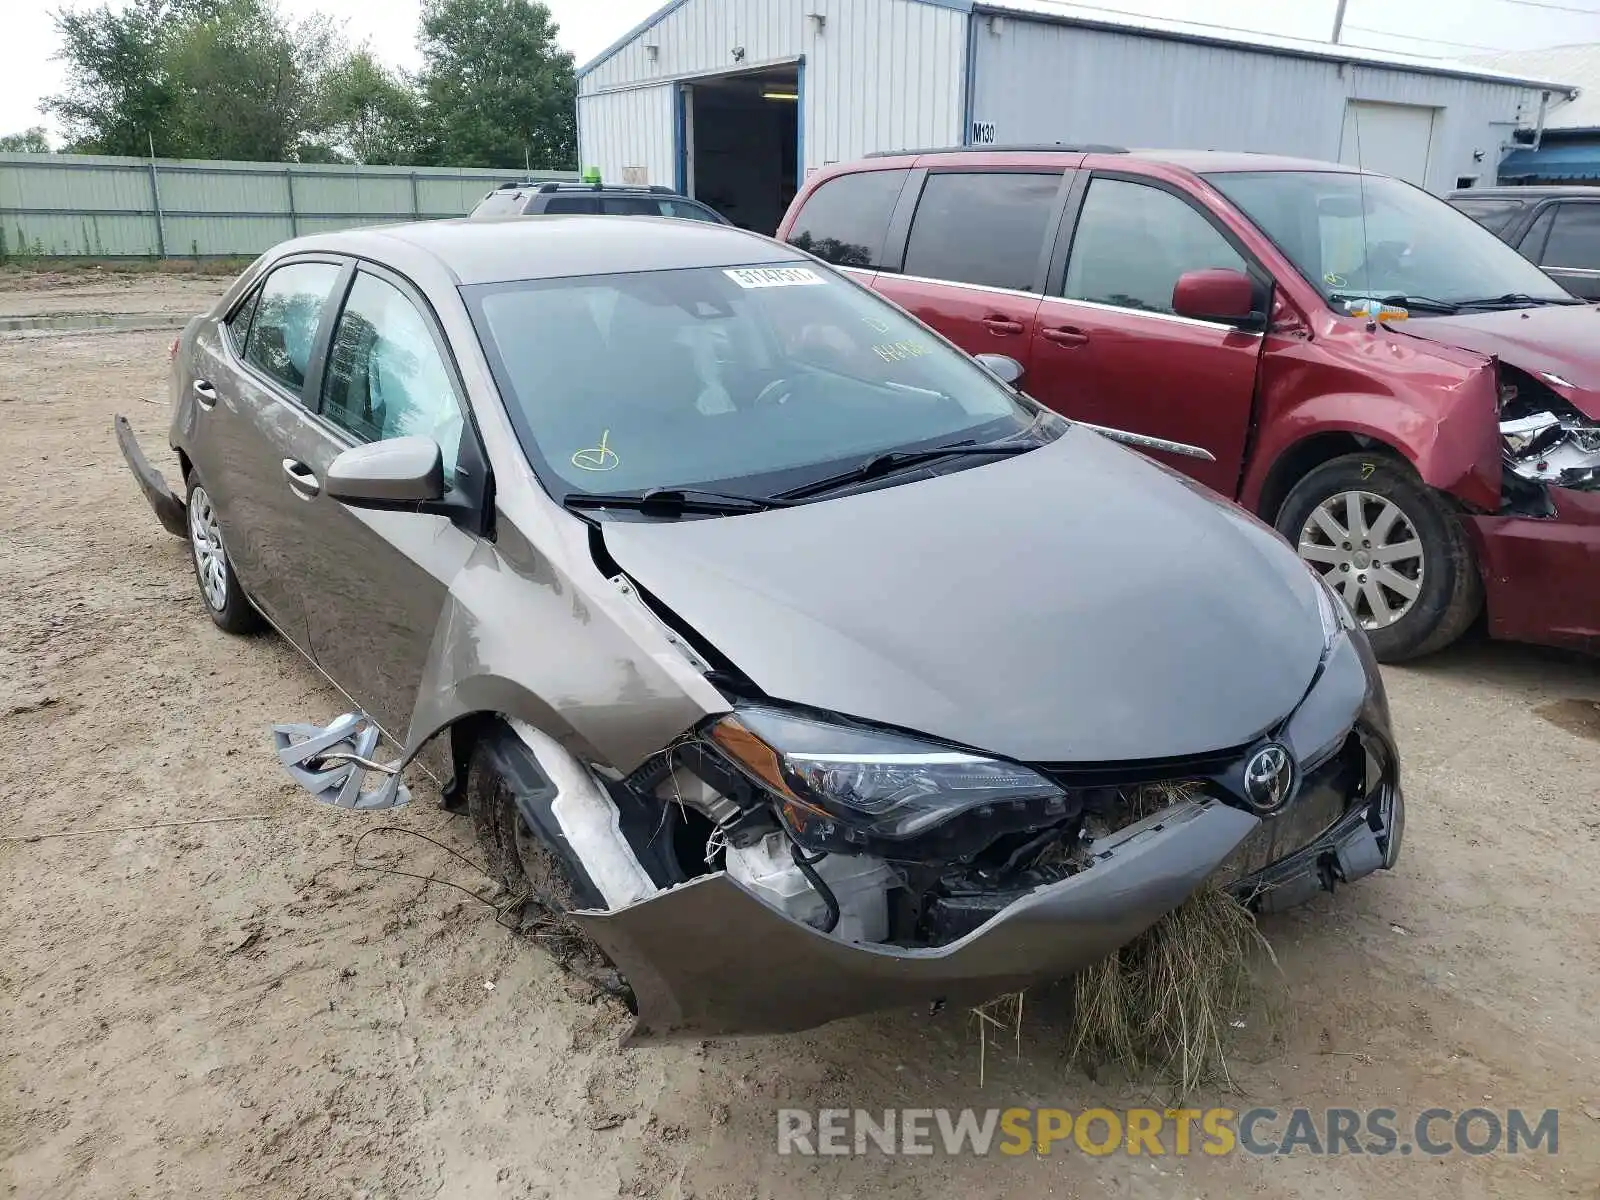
600,428,1328,764
1404,307,1600,419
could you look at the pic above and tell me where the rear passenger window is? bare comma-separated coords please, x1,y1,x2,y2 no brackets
225,287,260,354
785,169,908,268
1064,178,1246,316
242,262,342,397
903,172,1060,292
1542,203,1600,270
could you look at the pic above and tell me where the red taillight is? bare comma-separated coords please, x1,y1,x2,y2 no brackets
169,337,180,362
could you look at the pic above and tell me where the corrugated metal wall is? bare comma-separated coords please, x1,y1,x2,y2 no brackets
577,0,966,179
576,85,680,188
969,17,1543,193
0,153,577,258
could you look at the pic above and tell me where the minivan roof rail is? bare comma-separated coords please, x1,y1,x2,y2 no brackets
864,143,1130,158
493,181,682,195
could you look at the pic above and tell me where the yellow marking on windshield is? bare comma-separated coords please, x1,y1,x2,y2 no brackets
572,429,620,472
862,314,893,335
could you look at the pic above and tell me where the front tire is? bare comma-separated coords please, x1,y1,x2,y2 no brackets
184,478,263,635
1276,453,1481,662
463,736,632,1004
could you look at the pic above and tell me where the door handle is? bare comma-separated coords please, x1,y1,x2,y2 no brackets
982,315,1025,336
281,458,320,500
192,379,218,409
1042,326,1090,347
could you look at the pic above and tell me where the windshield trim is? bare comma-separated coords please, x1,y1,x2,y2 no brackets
461,260,1042,511
1201,168,1575,315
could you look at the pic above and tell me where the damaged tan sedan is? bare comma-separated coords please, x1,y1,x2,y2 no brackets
118,216,1403,1040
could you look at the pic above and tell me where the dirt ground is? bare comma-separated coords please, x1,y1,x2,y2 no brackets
2,271,1597,1200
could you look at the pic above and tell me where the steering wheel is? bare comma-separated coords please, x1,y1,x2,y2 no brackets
753,377,800,409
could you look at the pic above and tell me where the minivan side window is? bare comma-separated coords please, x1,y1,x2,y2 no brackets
1517,205,1558,262
1064,178,1247,316
242,261,343,397
903,172,1060,292
320,271,465,479
1450,198,1525,238
544,195,602,215
785,169,908,268
1541,203,1600,270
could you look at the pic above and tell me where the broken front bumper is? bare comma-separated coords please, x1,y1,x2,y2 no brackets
114,415,187,538
574,799,1259,1043
1468,486,1600,654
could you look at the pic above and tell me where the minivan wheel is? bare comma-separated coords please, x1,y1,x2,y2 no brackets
463,740,634,1007
1276,453,1481,662
184,478,263,635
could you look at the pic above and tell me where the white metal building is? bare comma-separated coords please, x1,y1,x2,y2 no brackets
577,0,1578,232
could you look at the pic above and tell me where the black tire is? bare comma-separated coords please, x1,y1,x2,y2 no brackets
463,735,633,1005
1275,453,1481,662
183,475,264,635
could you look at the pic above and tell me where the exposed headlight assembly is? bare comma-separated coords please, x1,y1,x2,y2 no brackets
708,706,1071,853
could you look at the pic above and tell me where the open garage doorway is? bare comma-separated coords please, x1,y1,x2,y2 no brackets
683,66,799,235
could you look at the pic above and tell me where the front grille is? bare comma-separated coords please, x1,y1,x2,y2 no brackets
1037,734,1369,888
1035,744,1252,791
1212,735,1366,887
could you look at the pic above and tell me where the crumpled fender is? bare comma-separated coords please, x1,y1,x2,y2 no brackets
1244,336,1502,514
397,515,727,775
574,798,1260,1042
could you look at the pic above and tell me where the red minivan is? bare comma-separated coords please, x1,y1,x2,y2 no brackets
778,147,1600,661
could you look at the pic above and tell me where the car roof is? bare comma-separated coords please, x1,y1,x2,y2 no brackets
1448,185,1600,198
285,216,800,285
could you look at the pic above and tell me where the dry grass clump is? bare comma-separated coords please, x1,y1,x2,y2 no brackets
971,783,1278,1095
1067,882,1272,1094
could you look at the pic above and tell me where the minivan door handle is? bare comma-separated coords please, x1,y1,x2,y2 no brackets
282,458,321,501
1042,326,1090,347
982,315,1026,336
192,379,218,409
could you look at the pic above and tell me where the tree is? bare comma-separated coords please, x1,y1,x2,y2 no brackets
44,0,346,161
44,0,193,156
164,0,344,162
0,127,52,153
318,47,420,165
416,0,576,170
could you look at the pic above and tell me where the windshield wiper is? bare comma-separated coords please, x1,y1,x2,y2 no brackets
1329,292,1461,315
562,486,793,517
777,441,1037,501
1451,292,1586,309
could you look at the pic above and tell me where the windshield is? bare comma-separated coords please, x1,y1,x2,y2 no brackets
465,263,1041,500
1206,171,1574,310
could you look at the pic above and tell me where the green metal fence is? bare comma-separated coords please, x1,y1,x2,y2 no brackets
0,152,578,259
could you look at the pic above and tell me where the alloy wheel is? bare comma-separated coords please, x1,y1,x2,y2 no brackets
1297,490,1424,631
188,486,229,612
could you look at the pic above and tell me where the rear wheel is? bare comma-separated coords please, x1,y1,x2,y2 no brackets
1276,453,1481,662
185,478,263,635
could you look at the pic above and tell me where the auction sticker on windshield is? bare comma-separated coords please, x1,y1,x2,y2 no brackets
725,267,826,289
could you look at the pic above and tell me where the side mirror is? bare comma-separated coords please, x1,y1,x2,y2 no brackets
974,352,1024,387
1172,269,1260,326
325,436,445,508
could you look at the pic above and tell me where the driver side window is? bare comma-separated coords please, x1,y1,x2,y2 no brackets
320,272,465,480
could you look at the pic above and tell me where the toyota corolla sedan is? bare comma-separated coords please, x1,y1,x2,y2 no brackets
116,216,1403,1040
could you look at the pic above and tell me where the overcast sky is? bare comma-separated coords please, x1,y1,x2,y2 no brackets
5,0,1598,138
